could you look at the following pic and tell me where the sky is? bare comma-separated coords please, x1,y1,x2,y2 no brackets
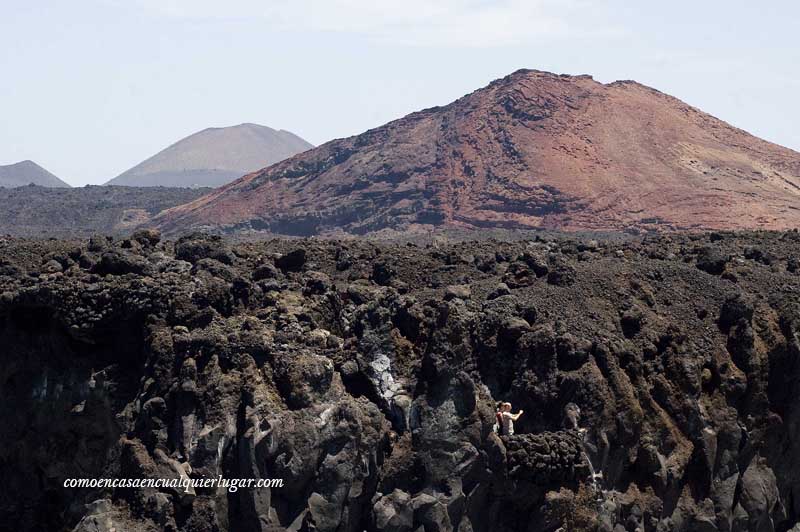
1,1,798,186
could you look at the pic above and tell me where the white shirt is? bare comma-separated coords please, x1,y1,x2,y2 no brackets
501,412,514,435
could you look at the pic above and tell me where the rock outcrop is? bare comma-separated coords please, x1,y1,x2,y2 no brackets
1,230,800,531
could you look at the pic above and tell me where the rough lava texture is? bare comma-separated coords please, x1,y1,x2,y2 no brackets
156,70,800,236
2,230,800,531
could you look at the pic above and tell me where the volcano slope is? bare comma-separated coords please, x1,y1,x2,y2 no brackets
1,230,800,531
156,69,800,236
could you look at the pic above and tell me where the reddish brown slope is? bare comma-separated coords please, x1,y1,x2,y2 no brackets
156,70,800,235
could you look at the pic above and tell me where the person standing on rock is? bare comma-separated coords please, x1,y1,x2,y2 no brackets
494,402,504,435
500,402,523,436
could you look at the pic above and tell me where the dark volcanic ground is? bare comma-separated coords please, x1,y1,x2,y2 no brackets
0,185,209,237
1,230,800,531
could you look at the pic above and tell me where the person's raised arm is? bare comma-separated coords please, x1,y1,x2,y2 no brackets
512,410,524,421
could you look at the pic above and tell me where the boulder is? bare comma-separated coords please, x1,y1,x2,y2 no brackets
94,250,150,276
696,246,730,275
174,233,235,265
275,249,307,272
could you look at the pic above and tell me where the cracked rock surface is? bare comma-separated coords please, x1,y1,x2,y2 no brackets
1,230,800,531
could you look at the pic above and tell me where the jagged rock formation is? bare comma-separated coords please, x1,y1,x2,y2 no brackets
0,185,209,237
1,230,800,531
105,123,313,188
0,160,70,188
156,70,800,236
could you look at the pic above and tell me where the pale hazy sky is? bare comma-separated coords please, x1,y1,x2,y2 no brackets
2,1,798,186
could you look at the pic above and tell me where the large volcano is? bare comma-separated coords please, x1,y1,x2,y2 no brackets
156,70,800,235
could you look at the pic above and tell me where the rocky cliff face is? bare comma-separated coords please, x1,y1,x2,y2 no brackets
156,70,800,236
2,230,800,531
